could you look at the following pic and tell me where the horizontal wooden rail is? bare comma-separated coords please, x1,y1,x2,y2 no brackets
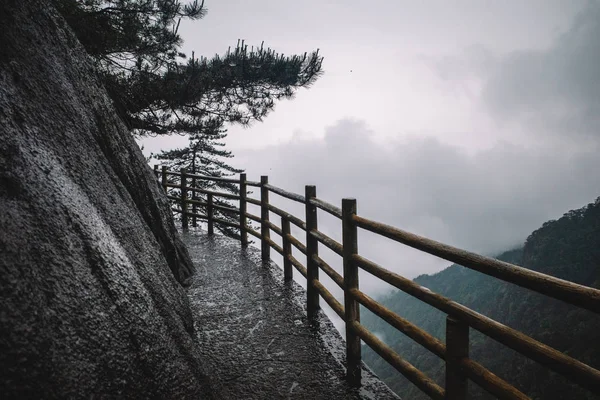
165,170,242,184
313,254,344,289
354,253,600,393
185,200,237,216
309,197,342,219
285,233,306,255
246,212,261,223
354,214,600,315
246,180,261,187
266,203,307,230
207,202,239,214
264,183,306,203
188,187,240,200
265,220,282,237
246,197,261,206
312,278,345,319
288,254,307,278
266,237,284,256
171,207,182,214
309,229,343,256
349,288,445,359
182,211,209,221
165,182,180,189
243,225,261,239
459,358,530,400
166,194,180,202
212,217,240,230
185,197,208,207
349,320,445,400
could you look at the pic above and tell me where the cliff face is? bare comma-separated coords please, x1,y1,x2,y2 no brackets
0,1,212,397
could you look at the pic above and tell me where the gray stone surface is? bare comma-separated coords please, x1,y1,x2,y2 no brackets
0,1,213,398
184,231,399,399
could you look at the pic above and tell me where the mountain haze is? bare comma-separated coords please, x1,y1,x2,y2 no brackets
362,198,600,399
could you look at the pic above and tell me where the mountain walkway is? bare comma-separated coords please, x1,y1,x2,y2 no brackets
157,167,600,399
182,230,397,399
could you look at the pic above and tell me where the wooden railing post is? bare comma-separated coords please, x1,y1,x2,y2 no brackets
305,185,320,319
260,176,270,261
181,168,188,230
445,316,469,399
161,166,167,193
239,173,248,247
207,193,214,235
282,216,292,282
191,176,197,228
154,164,159,180
342,198,361,386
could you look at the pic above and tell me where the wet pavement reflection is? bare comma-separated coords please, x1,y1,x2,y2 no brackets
182,231,398,399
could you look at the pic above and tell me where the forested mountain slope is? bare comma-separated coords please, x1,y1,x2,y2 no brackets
362,198,600,399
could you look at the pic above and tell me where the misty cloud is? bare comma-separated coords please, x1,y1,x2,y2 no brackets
235,118,600,285
139,0,599,300
481,1,600,140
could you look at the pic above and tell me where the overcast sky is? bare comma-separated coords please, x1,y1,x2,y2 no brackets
142,0,600,306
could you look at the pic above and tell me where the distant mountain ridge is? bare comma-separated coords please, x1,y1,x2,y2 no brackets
362,197,600,399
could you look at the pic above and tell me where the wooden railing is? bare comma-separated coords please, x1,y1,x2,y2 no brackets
154,165,600,400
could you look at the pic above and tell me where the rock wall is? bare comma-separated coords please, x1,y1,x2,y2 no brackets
0,0,213,397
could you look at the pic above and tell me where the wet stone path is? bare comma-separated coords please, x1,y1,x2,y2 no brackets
182,231,398,399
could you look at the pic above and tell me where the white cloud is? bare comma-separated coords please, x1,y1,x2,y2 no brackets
138,0,599,328
480,1,600,143
234,118,600,294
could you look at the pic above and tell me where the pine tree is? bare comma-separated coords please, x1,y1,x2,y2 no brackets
153,129,250,238
56,0,323,238
55,0,324,137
